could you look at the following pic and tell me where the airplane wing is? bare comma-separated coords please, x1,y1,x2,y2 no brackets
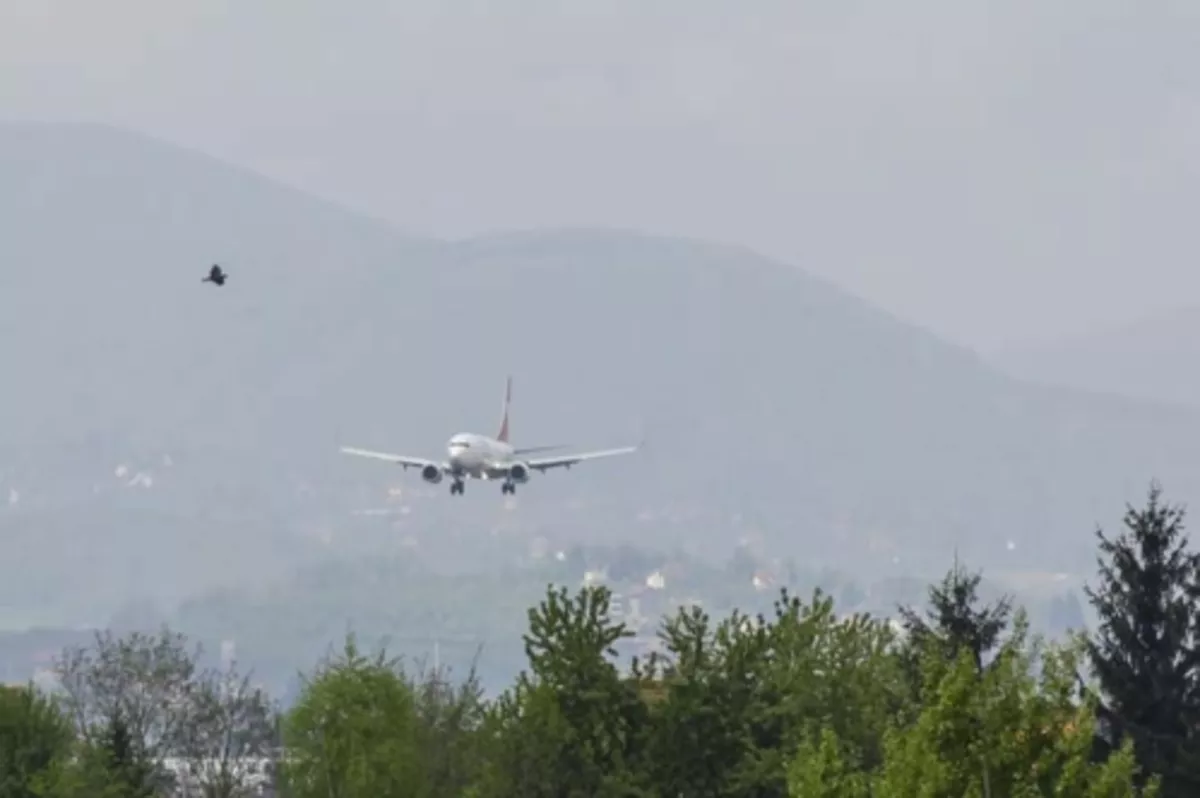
512,444,569,456
523,444,640,473
339,446,445,472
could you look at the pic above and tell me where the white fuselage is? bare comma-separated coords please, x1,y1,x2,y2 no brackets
446,433,514,478
339,376,638,496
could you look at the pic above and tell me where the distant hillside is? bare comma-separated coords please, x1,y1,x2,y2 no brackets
2,122,1199,626
991,306,1200,408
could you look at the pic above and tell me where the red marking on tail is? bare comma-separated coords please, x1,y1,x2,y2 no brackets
496,376,512,442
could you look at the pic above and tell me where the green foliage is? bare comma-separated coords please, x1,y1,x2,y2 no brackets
409,654,490,796
644,588,906,795
787,727,871,798
38,626,278,798
897,557,1014,687
33,712,166,798
1085,483,1200,797
280,632,487,798
85,713,160,798
472,584,652,797
0,684,72,798
809,632,1152,798
11,490,1200,797
279,633,426,797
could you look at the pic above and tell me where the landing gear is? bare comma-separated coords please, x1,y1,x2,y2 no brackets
501,482,516,495
450,480,465,496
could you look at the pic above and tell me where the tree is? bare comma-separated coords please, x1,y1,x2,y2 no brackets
787,728,870,798
409,653,489,797
175,660,278,798
470,680,577,798
51,627,201,796
643,602,752,796
1084,483,1200,796
0,684,73,798
897,557,1013,677
645,588,905,796
86,711,161,798
279,633,426,798
35,709,163,798
861,630,1155,798
470,584,652,797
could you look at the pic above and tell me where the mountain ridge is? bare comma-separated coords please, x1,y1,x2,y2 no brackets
0,119,424,243
991,306,1200,408
2,121,1199,627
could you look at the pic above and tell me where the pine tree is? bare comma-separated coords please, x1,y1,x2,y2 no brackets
897,556,1013,675
1084,482,1200,797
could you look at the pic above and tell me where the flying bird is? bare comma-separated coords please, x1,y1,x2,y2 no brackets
202,264,227,286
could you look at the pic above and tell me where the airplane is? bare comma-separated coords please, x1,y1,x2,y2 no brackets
339,377,639,495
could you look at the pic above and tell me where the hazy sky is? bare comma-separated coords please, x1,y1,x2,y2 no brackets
3,0,1198,349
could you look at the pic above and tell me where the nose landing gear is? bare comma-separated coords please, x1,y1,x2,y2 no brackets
450,480,465,495
501,482,516,495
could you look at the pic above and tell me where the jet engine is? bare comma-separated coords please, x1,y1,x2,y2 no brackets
508,462,530,484
421,464,443,484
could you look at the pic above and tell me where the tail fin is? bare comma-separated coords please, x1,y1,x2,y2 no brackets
496,376,512,443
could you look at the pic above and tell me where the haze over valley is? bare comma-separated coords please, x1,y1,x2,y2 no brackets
0,122,1192,692
2,2,1199,696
